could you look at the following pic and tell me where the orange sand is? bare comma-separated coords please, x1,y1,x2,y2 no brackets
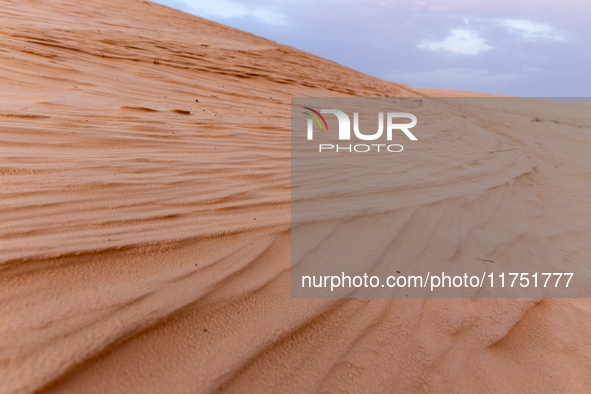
1,0,591,393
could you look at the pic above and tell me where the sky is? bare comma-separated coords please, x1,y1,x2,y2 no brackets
151,0,591,97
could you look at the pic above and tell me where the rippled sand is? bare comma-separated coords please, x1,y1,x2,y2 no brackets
2,1,591,393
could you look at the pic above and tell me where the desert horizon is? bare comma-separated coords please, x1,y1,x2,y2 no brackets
1,0,591,393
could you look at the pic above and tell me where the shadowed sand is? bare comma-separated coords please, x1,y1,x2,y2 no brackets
1,0,591,393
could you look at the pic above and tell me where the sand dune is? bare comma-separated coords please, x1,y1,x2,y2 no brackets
1,0,591,393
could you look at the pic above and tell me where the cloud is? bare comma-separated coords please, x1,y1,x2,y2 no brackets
418,29,493,55
173,0,287,25
150,0,591,96
498,19,564,42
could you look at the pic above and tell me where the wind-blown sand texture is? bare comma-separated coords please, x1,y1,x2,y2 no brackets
1,0,591,393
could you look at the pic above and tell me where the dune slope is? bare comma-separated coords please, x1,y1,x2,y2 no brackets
1,1,591,393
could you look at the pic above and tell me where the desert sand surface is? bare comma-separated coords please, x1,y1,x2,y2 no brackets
1,0,591,393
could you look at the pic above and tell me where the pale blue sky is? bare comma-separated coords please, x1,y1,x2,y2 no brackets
151,0,590,97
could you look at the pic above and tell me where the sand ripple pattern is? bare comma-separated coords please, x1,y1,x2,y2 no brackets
1,1,591,393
